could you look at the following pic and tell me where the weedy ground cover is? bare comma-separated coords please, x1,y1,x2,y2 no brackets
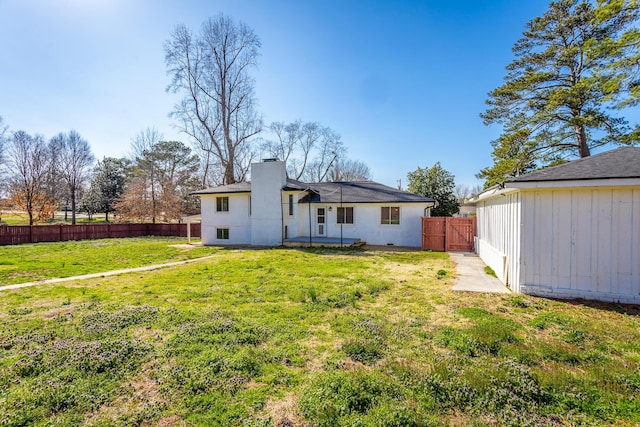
1,243,639,426
0,237,216,285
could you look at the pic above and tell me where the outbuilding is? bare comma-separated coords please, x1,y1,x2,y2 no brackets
473,147,640,303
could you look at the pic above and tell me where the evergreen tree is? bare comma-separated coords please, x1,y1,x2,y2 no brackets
83,157,130,222
407,162,459,217
116,141,199,222
479,0,639,186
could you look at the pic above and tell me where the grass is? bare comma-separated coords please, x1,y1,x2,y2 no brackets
0,237,216,285
484,265,498,277
1,242,640,426
0,211,112,225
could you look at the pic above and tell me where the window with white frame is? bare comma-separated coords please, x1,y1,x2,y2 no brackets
337,207,354,224
216,196,229,212
216,228,229,239
381,207,400,224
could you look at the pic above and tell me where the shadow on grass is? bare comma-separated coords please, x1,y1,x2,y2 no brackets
551,297,640,316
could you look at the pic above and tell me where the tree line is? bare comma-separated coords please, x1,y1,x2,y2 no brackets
0,121,200,225
0,115,370,225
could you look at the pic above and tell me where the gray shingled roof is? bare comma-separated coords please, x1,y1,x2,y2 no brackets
192,178,434,204
506,147,640,183
299,181,434,204
191,182,251,194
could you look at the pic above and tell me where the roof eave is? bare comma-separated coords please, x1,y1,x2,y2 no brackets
505,177,640,189
190,190,252,196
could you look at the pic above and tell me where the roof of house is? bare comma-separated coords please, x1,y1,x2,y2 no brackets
299,181,435,204
506,147,640,183
191,182,251,194
193,179,435,204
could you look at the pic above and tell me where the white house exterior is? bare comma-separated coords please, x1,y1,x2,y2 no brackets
474,147,640,303
193,160,435,248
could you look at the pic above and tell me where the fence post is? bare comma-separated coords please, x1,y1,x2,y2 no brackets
444,217,449,252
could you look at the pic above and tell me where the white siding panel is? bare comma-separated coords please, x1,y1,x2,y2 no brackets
614,189,633,296
480,186,640,303
520,187,640,302
633,189,640,296
595,190,613,294
536,191,553,286
555,190,573,289
574,191,594,291
476,192,521,292
200,194,252,245
295,203,428,247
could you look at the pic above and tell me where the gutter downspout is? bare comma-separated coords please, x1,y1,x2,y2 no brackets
308,199,312,247
280,190,285,246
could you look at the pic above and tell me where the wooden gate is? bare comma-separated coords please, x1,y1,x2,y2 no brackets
422,217,476,252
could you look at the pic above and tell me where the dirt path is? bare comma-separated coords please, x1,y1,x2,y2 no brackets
0,255,218,292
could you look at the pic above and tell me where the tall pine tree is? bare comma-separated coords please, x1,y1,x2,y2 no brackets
479,0,639,186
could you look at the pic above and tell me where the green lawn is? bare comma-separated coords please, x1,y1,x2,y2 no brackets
0,212,111,225
0,237,215,285
1,242,639,426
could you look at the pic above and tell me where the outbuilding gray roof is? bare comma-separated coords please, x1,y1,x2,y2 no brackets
192,178,434,204
506,147,640,183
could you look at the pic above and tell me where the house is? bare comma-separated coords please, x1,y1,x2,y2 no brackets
473,147,640,303
191,159,435,247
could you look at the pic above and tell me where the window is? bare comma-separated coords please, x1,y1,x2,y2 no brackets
288,194,294,216
381,207,400,224
216,228,229,239
216,196,229,212
337,207,354,224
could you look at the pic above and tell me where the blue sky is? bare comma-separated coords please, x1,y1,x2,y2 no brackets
1,0,561,188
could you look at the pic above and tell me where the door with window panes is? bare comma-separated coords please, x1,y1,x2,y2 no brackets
316,207,326,236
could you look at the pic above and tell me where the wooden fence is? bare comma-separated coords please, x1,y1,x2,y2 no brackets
422,217,476,252
0,223,201,245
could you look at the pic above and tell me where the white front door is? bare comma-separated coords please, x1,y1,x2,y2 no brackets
316,207,326,236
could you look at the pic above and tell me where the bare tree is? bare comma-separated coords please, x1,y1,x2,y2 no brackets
126,129,163,223
0,116,9,200
165,14,262,186
300,127,345,182
327,159,372,181
131,127,164,159
8,131,56,225
0,116,7,171
262,121,349,182
118,131,200,222
454,184,484,203
50,130,95,224
454,184,471,202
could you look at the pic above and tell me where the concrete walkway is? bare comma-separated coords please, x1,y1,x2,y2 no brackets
449,252,511,294
0,255,218,292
